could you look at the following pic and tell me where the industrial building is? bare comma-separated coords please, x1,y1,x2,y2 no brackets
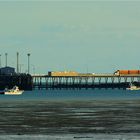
48,71,78,76
0,66,15,75
114,70,140,75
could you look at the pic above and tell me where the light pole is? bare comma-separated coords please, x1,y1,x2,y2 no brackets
0,54,1,68
17,52,19,73
27,53,30,74
5,53,7,67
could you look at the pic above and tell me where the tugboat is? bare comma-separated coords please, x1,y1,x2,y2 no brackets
0,86,24,95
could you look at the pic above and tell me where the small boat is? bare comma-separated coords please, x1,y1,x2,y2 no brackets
126,83,140,90
3,86,24,95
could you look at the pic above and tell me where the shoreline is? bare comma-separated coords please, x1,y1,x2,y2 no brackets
0,134,140,140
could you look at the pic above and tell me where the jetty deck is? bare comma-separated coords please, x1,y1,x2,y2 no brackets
32,74,140,89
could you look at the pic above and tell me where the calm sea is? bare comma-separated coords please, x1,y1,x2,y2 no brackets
0,89,140,140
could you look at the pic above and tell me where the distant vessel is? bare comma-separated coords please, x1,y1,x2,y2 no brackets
0,86,24,95
126,83,140,90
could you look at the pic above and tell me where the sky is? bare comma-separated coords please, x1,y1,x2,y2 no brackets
0,0,140,74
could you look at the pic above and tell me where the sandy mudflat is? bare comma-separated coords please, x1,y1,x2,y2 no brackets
0,100,140,135
0,99,140,139
0,134,140,140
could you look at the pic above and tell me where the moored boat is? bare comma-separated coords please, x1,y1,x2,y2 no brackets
0,86,24,95
126,83,140,90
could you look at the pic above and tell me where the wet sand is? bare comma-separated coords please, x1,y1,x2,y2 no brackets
0,100,140,136
0,134,140,140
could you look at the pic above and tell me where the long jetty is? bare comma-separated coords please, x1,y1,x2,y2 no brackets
32,74,140,89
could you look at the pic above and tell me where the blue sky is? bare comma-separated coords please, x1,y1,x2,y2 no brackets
0,1,140,74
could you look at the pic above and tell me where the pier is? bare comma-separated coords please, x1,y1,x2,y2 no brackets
32,74,140,89
1,52,140,90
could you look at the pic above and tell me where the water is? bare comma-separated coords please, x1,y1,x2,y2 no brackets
1,88,140,101
0,89,140,139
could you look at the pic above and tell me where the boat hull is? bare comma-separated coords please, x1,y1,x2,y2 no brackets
0,91,4,94
4,90,24,95
126,88,140,90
